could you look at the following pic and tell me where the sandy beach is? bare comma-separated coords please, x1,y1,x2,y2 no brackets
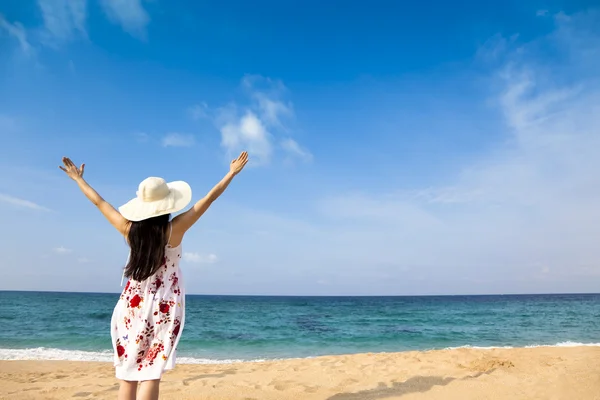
1,346,599,399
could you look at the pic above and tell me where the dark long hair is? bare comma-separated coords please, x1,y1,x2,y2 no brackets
124,214,171,281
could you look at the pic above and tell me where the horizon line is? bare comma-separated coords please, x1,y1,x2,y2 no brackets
1,289,598,297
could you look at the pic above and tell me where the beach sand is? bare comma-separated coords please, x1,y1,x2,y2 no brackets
1,346,599,399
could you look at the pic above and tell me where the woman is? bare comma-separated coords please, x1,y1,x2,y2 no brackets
60,151,249,400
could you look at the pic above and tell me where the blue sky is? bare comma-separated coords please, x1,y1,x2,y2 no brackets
1,1,599,295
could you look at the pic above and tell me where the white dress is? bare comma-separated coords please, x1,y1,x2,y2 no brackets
110,241,186,381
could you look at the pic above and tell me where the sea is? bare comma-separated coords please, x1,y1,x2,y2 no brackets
1,291,599,364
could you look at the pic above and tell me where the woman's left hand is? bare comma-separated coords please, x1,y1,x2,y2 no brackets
59,157,85,181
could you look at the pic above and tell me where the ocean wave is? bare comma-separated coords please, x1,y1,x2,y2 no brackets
0,348,114,362
2,342,599,363
444,341,600,350
0,347,269,364
87,312,112,320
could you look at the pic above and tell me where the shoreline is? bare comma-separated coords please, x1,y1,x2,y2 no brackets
2,346,600,399
1,341,599,364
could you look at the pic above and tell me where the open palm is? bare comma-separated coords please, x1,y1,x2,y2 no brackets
230,151,249,175
59,157,85,180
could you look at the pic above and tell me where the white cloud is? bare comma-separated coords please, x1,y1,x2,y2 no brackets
77,257,91,263
253,93,293,128
537,9,549,17
0,193,50,211
212,75,310,165
100,0,150,39
0,15,32,54
281,138,313,162
219,111,272,164
162,133,195,147
183,252,218,264
37,0,87,44
53,246,72,255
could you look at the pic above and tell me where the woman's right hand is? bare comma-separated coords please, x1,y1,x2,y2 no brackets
229,151,249,175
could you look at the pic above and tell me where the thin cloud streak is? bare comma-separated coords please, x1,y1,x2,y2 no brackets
183,252,218,264
162,133,195,148
0,15,32,54
0,193,51,211
53,246,73,254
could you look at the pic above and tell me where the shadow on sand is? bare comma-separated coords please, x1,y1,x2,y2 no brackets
327,370,494,400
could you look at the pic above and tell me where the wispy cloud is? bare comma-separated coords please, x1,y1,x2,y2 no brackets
162,133,195,147
77,257,91,263
4,0,148,54
211,75,310,165
188,102,209,120
0,15,32,54
0,193,50,211
318,193,442,227
536,9,549,17
313,10,600,284
134,132,149,143
411,187,485,204
242,75,293,129
281,138,313,163
183,252,218,264
37,0,87,45
100,0,150,39
53,246,72,254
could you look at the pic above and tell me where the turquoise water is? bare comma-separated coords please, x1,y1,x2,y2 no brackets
1,291,599,362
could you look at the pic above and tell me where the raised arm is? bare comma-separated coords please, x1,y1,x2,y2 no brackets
171,151,248,244
60,157,129,236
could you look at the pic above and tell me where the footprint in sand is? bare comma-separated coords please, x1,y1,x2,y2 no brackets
270,380,295,391
105,384,120,391
303,385,320,393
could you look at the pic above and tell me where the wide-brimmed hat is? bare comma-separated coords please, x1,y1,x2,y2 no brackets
119,177,192,222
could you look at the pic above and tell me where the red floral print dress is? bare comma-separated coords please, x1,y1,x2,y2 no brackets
110,243,185,381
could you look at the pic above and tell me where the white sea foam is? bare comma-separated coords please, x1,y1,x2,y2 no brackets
175,356,270,364
0,348,114,362
0,347,269,364
444,341,600,350
2,342,599,363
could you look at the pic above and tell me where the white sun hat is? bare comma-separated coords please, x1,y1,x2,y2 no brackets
118,177,192,222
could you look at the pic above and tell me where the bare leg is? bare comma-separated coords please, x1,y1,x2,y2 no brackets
138,379,160,400
118,380,138,400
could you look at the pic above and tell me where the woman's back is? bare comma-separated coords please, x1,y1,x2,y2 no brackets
112,238,186,380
